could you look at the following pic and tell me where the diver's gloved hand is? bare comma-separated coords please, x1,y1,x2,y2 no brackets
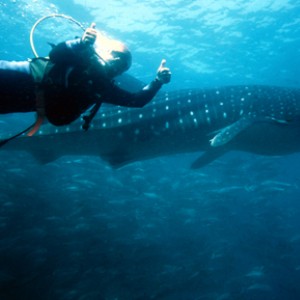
156,59,171,84
81,23,97,45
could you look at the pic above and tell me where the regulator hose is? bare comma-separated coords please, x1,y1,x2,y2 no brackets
30,14,86,57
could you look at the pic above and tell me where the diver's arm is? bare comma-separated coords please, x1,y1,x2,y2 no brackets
104,59,171,107
104,78,163,108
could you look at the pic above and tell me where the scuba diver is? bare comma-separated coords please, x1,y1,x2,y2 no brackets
0,23,171,136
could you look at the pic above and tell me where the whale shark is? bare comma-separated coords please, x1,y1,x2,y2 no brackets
1,85,300,168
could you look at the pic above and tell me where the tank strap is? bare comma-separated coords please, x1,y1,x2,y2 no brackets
28,57,54,135
30,57,52,83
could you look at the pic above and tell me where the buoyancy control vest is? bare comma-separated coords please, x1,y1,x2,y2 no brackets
30,56,102,129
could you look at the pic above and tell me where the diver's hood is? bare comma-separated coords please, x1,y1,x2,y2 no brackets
93,31,132,72
94,33,116,62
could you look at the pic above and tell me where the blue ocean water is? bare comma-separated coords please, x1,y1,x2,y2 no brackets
1,0,300,299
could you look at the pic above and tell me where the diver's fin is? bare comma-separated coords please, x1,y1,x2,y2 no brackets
191,148,227,169
209,117,256,147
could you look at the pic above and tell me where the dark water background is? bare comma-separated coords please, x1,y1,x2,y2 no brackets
1,1,300,299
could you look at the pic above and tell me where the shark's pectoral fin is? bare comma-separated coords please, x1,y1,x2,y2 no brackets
101,151,132,169
269,117,290,124
209,115,291,147
209,117,256,147
191,148,228,169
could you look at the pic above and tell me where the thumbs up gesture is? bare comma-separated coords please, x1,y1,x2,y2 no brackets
82,23,97,45
156,59,171,84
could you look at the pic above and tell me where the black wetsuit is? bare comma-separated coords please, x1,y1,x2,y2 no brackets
0,60,36,113
0,38,163,126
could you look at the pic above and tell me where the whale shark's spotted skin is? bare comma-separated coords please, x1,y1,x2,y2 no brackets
2,85,300,168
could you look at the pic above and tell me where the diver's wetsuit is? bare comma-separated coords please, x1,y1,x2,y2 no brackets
0,38,163,126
